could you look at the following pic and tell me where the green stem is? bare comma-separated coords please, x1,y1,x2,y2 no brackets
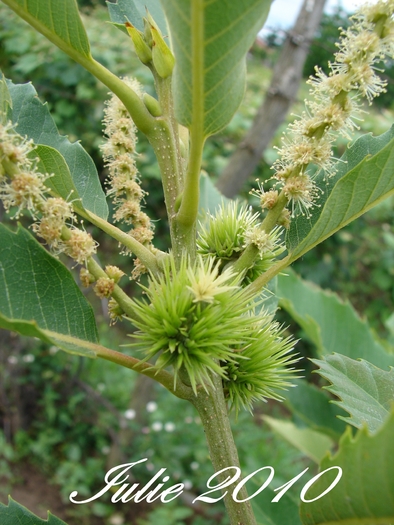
191,374,257,525
148,118,184,259
176,132,204,230
246,254,291,296
260,191,289,233
154,74,184,178
172,131,204,260
232,192,289,276
81,210,160,276
43,327,191,399
231,244,259,276
148,71,192,261
93,344,193,401
150,75,181,211
85,59,156,135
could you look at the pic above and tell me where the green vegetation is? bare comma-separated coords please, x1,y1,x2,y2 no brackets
0,1,394,524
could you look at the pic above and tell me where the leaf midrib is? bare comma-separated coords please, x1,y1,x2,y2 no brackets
191,0,204,137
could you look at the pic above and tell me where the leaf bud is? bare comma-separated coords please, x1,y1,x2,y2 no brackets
143,93,162,117
152,31,175,78
125,21,152,64
145,14,175,79
143,17,153,48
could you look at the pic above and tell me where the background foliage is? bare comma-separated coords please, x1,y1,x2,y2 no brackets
1,2,394,524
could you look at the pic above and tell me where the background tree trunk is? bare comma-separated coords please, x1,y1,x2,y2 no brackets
216,0,328,198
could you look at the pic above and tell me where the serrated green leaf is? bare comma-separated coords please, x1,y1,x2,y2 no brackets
312,354,394,433
5,79,108,219
161,0,271,136
106,0,167,34
287,127,394,258
0,497,68,525
0,0,91,59
0,223,98,357
263,415,334,464
277,270,394,370
299,408,394,525
285,379,347,440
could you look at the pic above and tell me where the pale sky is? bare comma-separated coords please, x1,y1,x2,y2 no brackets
264,0,370,30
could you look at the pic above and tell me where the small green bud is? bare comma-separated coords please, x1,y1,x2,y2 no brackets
125,21,152,64
143,93,162,117
151,26,175,78
144,11,163,41
144,13,175,79
143,17,153,48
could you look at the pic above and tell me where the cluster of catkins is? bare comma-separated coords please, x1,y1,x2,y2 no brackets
257,0,394,218
0,122,96,265
101,77,155,279
0,122,126,311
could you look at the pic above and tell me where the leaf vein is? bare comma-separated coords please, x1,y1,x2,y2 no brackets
204,0,261,47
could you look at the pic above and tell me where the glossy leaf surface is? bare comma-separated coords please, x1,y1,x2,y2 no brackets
0,224,98,357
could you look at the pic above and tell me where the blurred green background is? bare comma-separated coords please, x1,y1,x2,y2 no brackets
1,2,393,524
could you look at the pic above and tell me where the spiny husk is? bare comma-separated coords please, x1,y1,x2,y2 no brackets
129,254,299,410
129,255,251,393
197,202,285,283
224,317,300,415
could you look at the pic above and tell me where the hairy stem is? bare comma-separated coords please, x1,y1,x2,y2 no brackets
93,345,193,401
148,116,185,260
81,210,160,276
154,74,184,179
147,69,196,261
85,59,156,135
246,254,292,296
261,191,289,233
232,191,289,276
191,375,258,525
